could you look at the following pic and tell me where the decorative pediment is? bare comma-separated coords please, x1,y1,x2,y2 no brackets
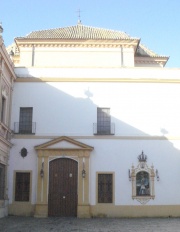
35,136,94,151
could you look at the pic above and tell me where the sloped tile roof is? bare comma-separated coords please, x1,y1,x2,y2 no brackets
136,44,169,58
136,44,158,57
14,24,169,61
16,24,137,40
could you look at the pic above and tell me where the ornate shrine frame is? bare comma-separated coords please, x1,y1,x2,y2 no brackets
129,151,156,204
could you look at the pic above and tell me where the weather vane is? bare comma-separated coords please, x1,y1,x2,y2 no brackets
76,9,82,24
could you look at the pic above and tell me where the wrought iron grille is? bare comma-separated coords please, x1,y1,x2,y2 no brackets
15,172,30,202
0,164,5,200
98,174,113,203
14,122,36,134
93,123,115,135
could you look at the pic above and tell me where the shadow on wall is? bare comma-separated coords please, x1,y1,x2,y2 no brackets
12,72,180,200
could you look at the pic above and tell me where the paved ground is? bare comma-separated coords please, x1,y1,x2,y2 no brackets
0,216,180,232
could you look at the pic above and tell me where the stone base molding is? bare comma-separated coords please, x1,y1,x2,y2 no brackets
8,202,35,216
34,203,48,218
91,205,180,218
77,204,91,218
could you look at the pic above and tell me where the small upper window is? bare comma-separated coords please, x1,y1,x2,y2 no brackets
97,108,110,135
1,96,6,123
19,107,33,134
14,107,36,134
94,108,115,135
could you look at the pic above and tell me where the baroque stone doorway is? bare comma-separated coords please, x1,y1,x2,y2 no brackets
34,136,93,218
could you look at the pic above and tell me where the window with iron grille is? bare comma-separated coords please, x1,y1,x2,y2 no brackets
98,174,113,203
1,96,6,123
0,164,5,200
97,108,111,135
19,107,33,134
15,172,30,202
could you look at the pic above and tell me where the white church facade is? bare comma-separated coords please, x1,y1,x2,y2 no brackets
4,23,180,218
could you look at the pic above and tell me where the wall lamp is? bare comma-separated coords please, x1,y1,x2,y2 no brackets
156,169,160,181
40,162,44,178
82,169,86,178
82,161,86,178
128,169,131,181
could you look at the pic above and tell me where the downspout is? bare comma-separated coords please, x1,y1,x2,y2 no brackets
32,44,35,66
121,45,123,67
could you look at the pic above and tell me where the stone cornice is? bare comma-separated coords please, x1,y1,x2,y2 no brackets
15,39,139,49
12,134,180,140
135,56,169,67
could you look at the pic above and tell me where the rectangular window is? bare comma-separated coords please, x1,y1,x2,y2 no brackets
19,107,33,134
97,108,111,135
15,172,30,202
1,96,6,123
0,164,5,200
98,174,113,203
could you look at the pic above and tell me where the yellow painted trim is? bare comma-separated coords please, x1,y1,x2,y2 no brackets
15,77,180,83
90,205,180,218
9,202,35,216
12,134,180,141
34,203,48,218
35,136,93,150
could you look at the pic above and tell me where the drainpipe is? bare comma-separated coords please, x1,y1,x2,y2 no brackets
32,45,35,66
121,46,124,67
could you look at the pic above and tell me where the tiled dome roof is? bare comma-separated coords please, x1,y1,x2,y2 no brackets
17,24,137,40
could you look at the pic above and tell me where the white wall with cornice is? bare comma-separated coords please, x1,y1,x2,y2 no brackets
18,46,135,68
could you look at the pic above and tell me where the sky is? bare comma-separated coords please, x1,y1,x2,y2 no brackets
1,0,180,67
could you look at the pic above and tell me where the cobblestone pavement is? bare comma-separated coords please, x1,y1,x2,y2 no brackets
0,216,180,232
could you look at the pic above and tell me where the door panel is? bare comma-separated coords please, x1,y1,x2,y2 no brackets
48,158,78,217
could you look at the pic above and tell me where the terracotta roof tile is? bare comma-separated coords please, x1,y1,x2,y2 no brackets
136,44,169,58
17,24,137,40
14,24,168,60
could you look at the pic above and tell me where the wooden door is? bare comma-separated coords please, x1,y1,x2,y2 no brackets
48,158,78,217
